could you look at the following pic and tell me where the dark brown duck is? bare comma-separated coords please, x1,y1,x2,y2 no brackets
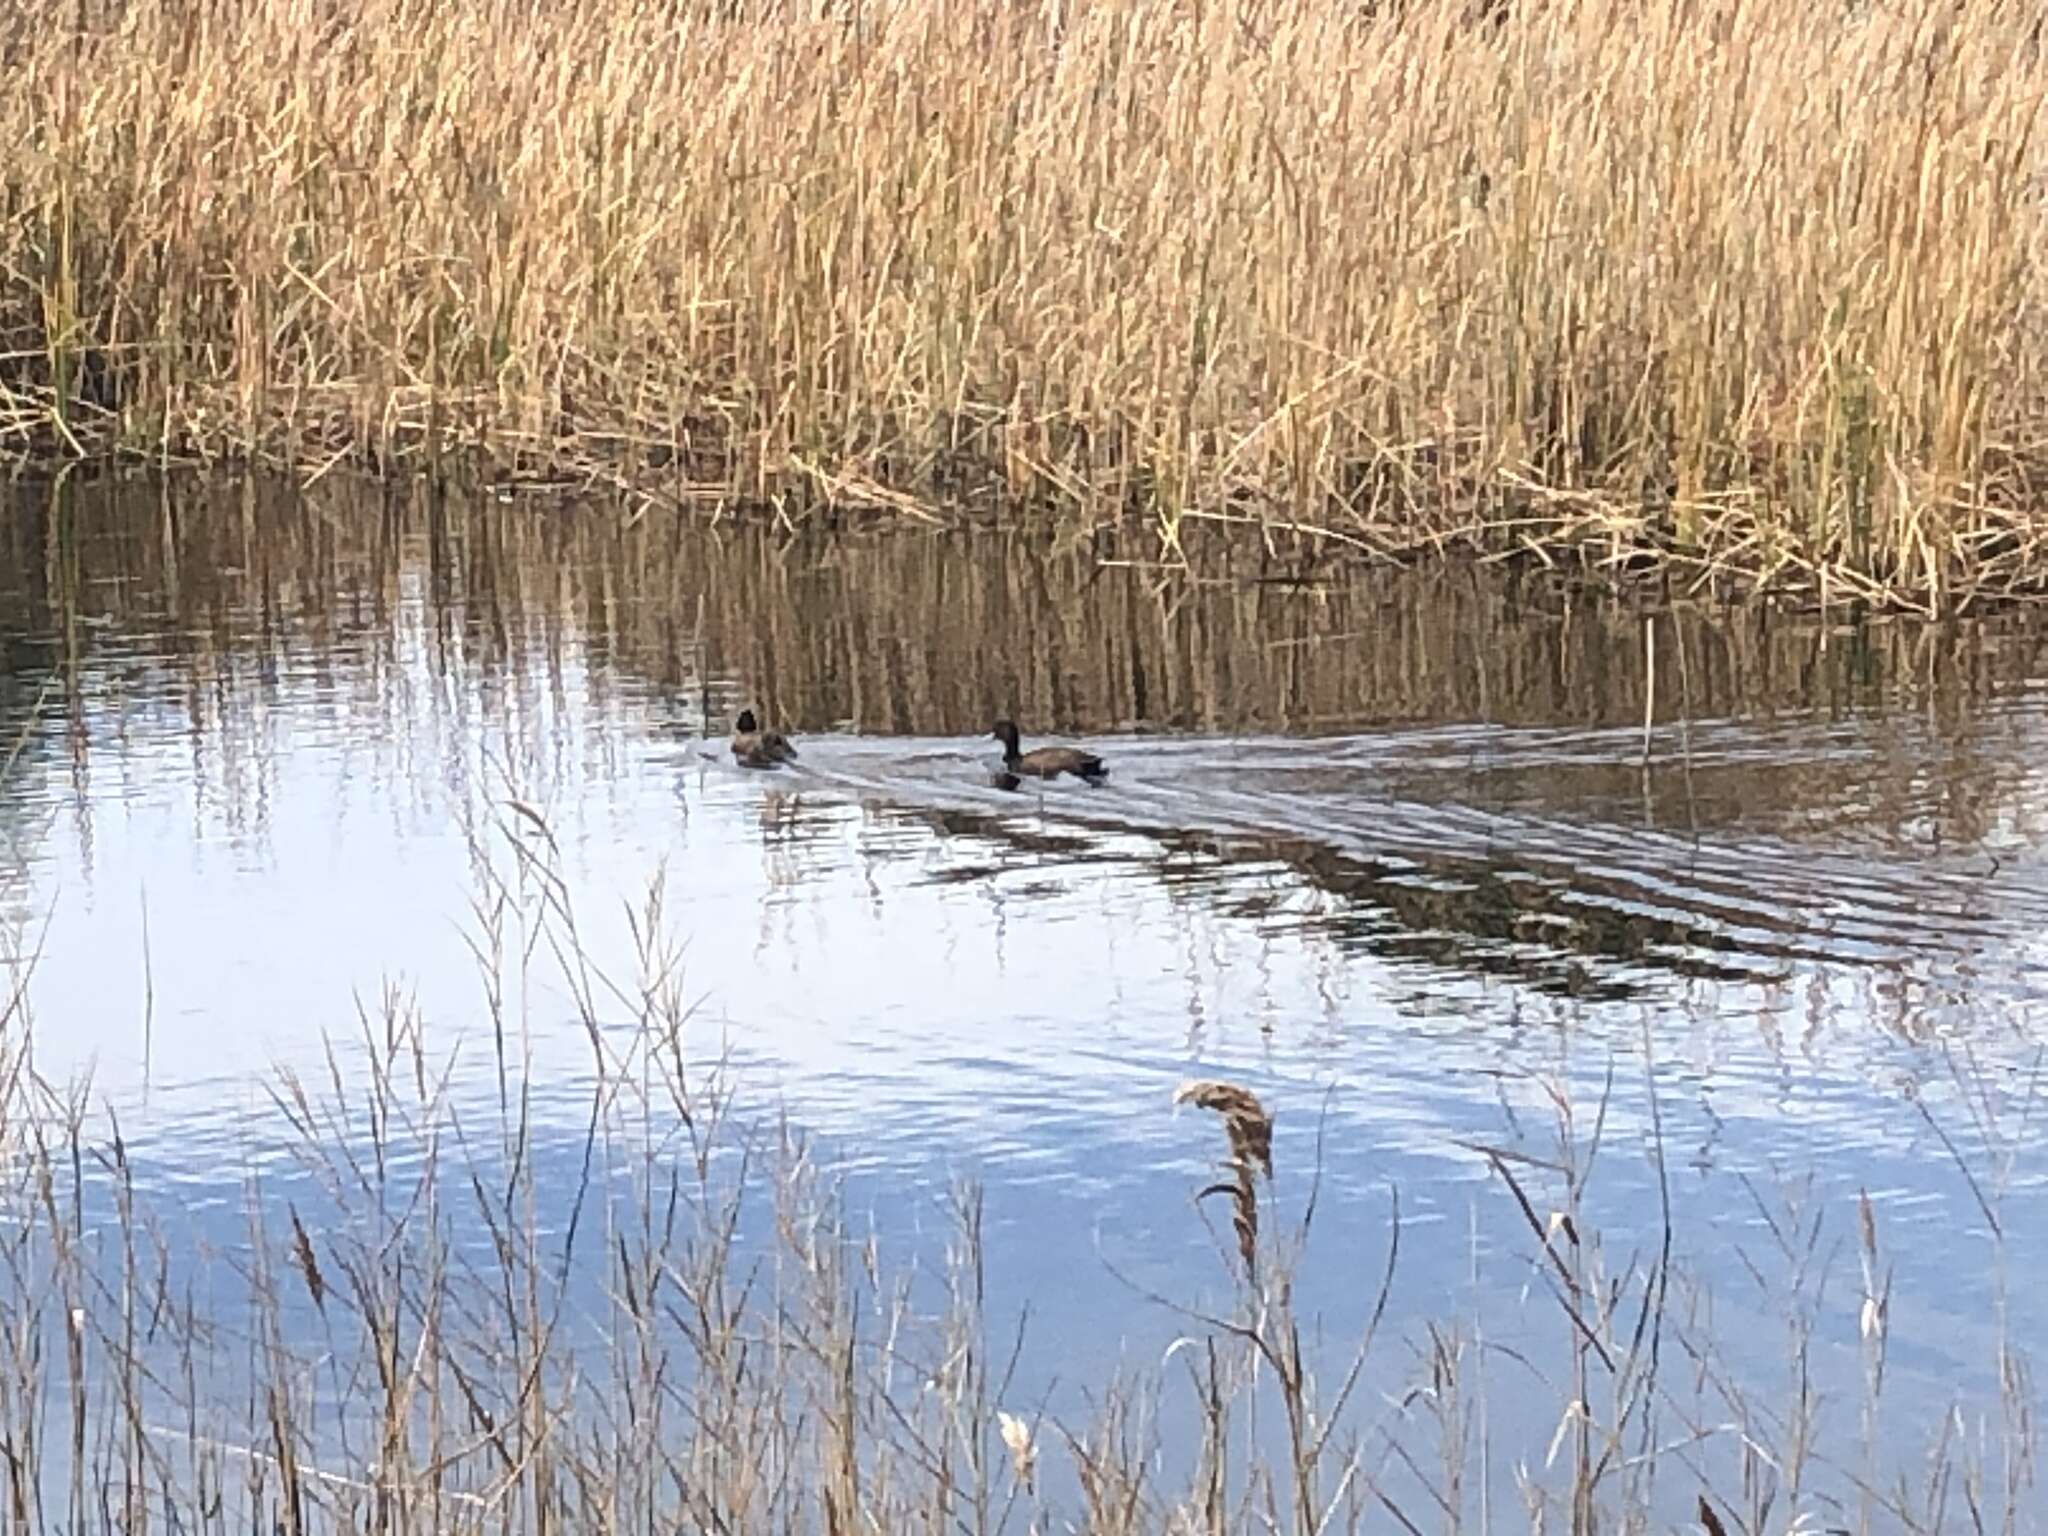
991,719,1107,784
731,709,798,768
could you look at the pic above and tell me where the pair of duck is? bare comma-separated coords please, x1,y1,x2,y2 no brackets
730,711,1107,785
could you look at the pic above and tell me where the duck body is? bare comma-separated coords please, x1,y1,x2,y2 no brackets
991,719,1106,784
731,708,798,768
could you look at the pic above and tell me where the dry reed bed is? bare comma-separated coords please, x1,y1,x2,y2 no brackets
1,0,2045,605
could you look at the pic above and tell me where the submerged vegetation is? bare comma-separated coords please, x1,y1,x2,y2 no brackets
2,0,2045,607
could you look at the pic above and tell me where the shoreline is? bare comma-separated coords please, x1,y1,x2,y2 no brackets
14,450,2048,620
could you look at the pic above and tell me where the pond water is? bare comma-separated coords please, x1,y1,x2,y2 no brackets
4,475,2048,1529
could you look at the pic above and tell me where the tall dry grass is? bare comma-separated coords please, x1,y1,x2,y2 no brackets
2,0,2046,595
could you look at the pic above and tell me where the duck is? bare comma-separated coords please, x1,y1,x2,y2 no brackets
731,708,798,768
991,719,1107,785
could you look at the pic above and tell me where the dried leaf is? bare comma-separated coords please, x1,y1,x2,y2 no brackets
997,1410,1036,1489
1543,1397,1584,1470
289,1203,326,1313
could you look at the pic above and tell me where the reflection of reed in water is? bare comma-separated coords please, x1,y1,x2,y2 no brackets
5,473,2048,862
0,478,656,864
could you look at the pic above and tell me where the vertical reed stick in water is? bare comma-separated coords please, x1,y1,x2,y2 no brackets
1641,614,1655,767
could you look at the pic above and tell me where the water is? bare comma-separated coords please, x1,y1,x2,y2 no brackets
5,475,2048,1527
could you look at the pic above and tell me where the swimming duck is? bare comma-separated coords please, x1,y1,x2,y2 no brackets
731,709,798,768
991,719,1106,784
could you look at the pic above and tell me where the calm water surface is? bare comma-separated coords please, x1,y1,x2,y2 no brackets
5,477,2048,1523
